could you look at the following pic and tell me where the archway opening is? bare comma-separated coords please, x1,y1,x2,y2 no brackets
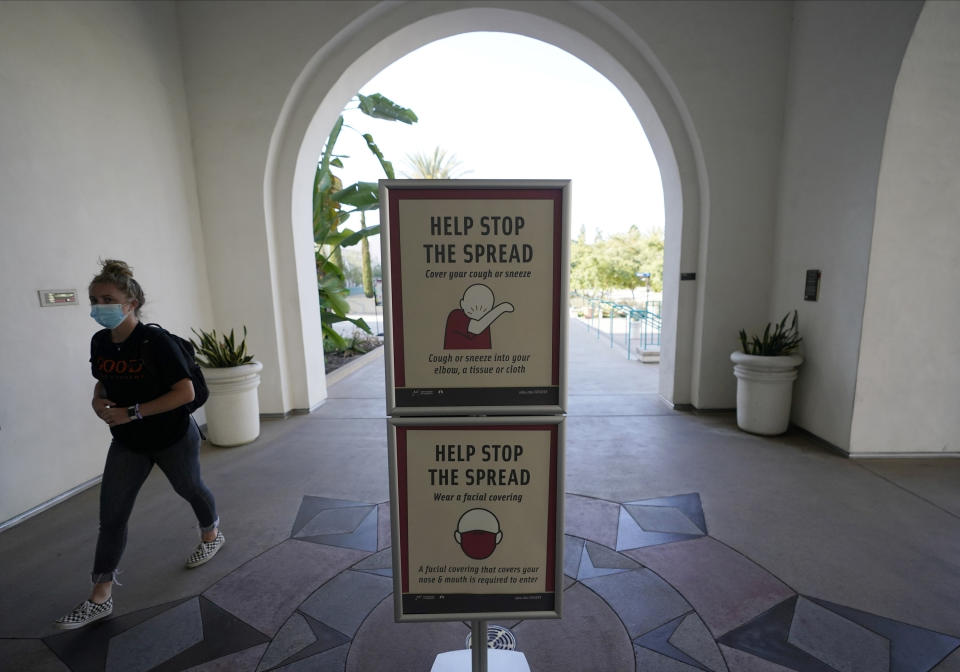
322,32,666,386
268,4,702,412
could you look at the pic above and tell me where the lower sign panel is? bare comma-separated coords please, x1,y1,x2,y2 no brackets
388,416,564,622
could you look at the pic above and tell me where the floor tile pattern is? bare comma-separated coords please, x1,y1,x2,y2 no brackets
183,643,269,672
201,539,366,637
718,644,798,672
30,492,960,671
563,493,620,547
270,643,349,671
634,614,724,670
584,568,692,638
0,638,70,672
256,613,315,671
812,597,960,672
43,597,268,672
104,598,203,672
634,645,705,671
671,614,728,672
351,547,394,578
563,534,585,578
626,536,797,637
617,493,708,550
787,597,889,672
579,539,641,579
290,496,379,552
257,612,349,670
719,595,960,672
299,570,394,638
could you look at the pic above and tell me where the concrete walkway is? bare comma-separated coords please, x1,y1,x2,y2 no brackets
2,319,960,671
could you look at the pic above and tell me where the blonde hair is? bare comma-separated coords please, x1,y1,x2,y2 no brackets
89,259,145,317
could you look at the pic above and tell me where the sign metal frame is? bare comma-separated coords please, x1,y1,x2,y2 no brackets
388,415,565,623
379,179,570,416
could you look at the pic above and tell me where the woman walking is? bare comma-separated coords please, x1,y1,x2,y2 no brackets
55,259,224,630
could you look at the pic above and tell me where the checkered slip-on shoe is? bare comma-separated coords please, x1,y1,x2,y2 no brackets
54,597,113,630
185,530,225,568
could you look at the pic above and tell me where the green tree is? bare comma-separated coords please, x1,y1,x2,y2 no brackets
569,226,664,299
402,146,470,179
314,93,417,351
570,235,606,295
629,227,664,294
604,226,664,294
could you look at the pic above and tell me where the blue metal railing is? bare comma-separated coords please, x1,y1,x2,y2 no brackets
574,294,662,360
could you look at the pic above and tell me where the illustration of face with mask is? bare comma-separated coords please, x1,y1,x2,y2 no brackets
454,508,503,560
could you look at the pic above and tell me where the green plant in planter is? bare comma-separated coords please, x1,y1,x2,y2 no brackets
190,327,255,368
739,310,802,356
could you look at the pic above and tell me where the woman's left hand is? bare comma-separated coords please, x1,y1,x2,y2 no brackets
100,405,132,427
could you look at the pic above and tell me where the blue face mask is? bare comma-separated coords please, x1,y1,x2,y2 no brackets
90,304,127,329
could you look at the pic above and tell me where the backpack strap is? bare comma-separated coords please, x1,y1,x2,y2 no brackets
141,323,209,418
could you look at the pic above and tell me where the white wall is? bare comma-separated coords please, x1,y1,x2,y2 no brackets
850,0,960,456
770,1,922,450
177,0,793,415
0,1,212,523
605,1,793,409
3,0,948,524
175,1,380,416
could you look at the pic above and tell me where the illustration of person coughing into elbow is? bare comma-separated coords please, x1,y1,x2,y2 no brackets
443,283,513,350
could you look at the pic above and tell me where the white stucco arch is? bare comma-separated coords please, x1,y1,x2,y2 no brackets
850,0,960,456
264,1,707,412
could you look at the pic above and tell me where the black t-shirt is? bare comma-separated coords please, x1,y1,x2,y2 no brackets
90,322,191,452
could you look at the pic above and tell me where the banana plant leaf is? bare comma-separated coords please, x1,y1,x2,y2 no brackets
321,315,371,350
322,324,348,351
320,288,352,316
357,93,418,124
317,259,345,281
314,93,414,352
332,181,380,210
314,193,349,242
320,116,344,171
338,225,381,248
320,228,358,250
362,134,395,180
322,313,370,330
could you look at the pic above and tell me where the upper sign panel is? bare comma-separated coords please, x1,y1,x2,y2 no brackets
381,180,569,415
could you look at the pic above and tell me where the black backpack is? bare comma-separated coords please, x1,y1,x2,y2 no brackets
143,323,209,414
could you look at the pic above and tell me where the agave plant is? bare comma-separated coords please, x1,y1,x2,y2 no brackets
190,327,255,368
739,310,802,356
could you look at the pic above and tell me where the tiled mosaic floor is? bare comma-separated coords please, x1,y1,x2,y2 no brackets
32,493,960,671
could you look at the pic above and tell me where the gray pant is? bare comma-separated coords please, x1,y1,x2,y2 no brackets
92,421,218,583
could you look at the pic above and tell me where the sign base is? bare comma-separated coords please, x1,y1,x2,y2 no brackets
430,649,531,672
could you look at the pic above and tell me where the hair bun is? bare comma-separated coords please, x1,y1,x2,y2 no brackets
100,259,133,278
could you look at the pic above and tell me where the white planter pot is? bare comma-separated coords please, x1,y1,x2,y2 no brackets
730,352,803,436
201,361,263,447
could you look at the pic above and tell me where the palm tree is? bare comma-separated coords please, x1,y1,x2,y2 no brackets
402,146,470,179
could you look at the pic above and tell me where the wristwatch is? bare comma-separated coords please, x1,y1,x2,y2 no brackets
127,404,143,420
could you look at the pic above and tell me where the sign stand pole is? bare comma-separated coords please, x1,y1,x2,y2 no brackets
471,620,488,672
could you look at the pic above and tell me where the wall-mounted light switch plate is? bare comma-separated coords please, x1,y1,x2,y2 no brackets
38,289,79,307
804,270,821,301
